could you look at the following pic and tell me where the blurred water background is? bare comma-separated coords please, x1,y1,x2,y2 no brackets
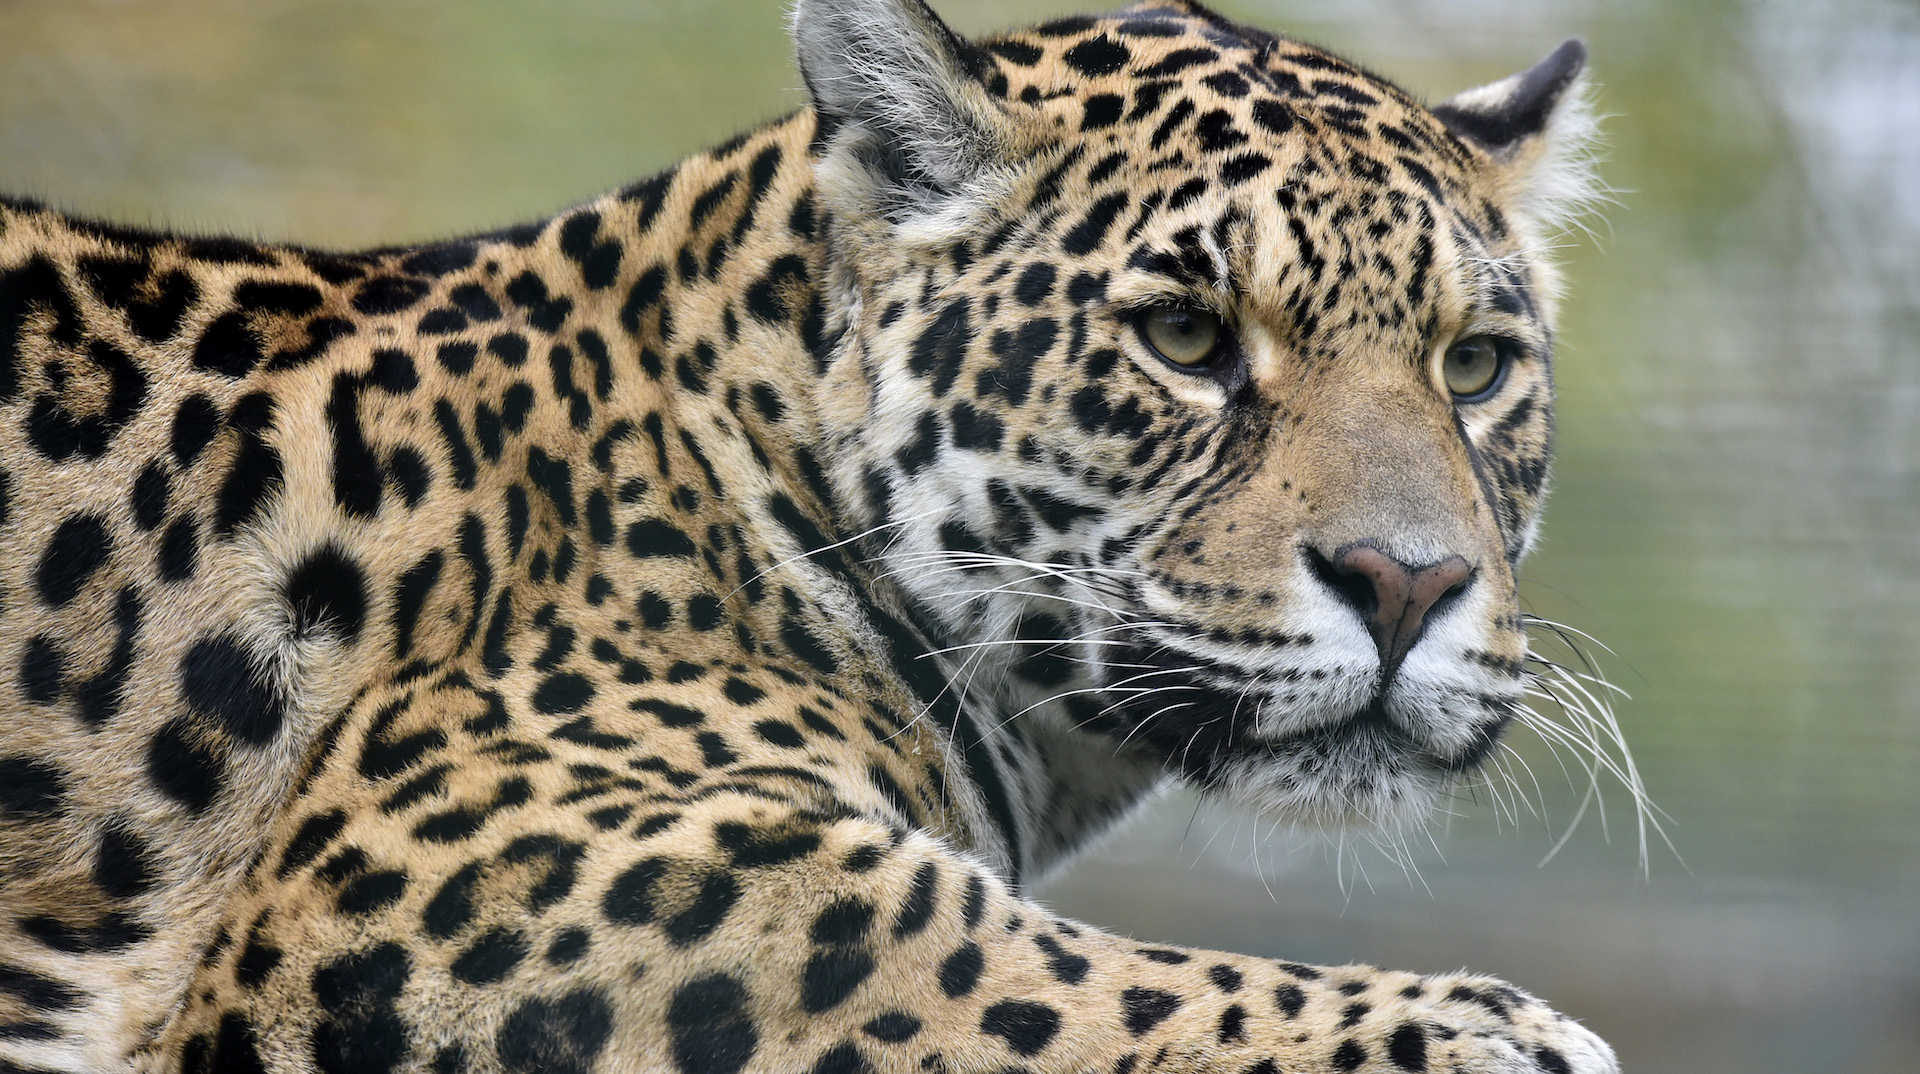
2,1,1915,1070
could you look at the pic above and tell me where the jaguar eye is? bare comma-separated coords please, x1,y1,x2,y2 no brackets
1138,307,1225,368
1442,335,1516,401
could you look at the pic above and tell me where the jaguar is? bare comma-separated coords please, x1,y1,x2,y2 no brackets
0,1,1621,1071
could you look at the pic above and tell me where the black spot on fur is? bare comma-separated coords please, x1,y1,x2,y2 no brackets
627,518,697,558
1062,194,1129,255
863,1012,921,1042
909,298,971,397
532,673,594,714
235,280,322,316
1013,263,1057,307
132,462,170,530
745,255,809,324
666,870,741,946
181,634,286,746
559,212,625,291
404,242,479,277
1251,97,1295,134
192,312,265,377
1122,987,1182,1034
451,283,503,322
1218,1003,1248,1043
714,820,821,867
279,810,349,878
170,396,222,466
1220,152,1272,185
185,236,276,265
434,399,479,490
780,616,839,674
214,434,284,536
894,411,942,475
79,258,199,343
236,924,284,991
1062,34,1131,76
352,275,431,316
286,545,369,643
18,906,151,952
546,928,591,966
506,271,575,333
311,942,412,1074
20,635,63,704
497,989,614,1074
34,514,111,607
451,928,529,985
987,39,1042,65
146,717,224,813
389,550,445,658
938,941,984,997
949,402,1005,452
158,516,199,581
667,974,759,1074
0,756,68,818
336,869,408,914
421,862,483,940
1034,934,1090,984
489,333,532,368
1387,1023,1429,1070
1141,47,1217,77
369,348,419,394
92,823,156,898
602,857,668,926
1082,93,1126,129
185,1012,270,1074
0,961,82,1013
437,340,478,376
385,447,430,508
754,720,804,748
980,1000,1061,1057
69,588,141,727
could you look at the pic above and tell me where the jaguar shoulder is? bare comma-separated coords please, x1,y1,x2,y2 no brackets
0,1,1617,1071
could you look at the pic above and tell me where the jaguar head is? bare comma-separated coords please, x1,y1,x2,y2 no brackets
799,0,1602,834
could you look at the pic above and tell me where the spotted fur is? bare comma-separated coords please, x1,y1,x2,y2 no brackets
0,2,1616,1071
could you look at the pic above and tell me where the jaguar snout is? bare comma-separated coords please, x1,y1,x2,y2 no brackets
1307,543,1473,686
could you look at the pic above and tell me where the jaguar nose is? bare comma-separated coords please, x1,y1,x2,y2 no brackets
1309,544,1473,685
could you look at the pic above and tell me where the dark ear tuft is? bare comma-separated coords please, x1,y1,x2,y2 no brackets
792,0,1010,202
1432,39,1587,156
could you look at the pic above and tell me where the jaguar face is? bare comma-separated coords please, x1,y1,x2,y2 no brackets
808,0,1595,828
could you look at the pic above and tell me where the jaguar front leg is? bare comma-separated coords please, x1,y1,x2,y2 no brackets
165,776,1613,1074
583,798,1620,1074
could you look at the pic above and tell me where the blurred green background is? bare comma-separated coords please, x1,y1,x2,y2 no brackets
3,1,1914,1070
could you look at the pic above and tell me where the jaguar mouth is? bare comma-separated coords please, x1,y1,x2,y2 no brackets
1256,697,1506,776
1087,642,1512,790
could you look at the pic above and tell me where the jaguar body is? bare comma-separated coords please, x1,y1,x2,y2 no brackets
0,2,1616,1071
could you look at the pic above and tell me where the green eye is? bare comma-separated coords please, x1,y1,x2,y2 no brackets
1139,307,1226,368
1443,335,1516,401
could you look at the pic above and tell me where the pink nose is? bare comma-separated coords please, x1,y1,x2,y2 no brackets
1312,544,1473,685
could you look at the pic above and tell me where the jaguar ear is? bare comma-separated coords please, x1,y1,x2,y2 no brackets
1433,39,1588,156
792,0,1015,218
1433,40,1602,235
